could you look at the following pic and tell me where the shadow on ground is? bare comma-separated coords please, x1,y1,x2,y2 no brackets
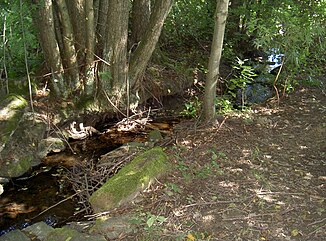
116,86,325,240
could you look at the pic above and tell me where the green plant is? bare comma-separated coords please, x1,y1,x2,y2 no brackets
131,212,167,229
196,164,213,178
227,58,257,108
164,183,182,196
215,96,233,113
181,96,201,118
186,231,213,240
298,76,323,87
177,161,193,181
144,213,167,230
217,151,227,159
195,150,224,178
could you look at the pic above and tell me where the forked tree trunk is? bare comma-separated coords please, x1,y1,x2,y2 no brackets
129,0,173,90
203,0,229,121
31,0,174,112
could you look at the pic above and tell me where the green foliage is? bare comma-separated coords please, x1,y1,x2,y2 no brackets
163,0,215,47
181,96,201,118
282,77,298,94
227,58,257,107
215,96,233,113
164,183,182,196
228,58,257,95
131,212,167,231
177,160,193,181
298,76,323,87
227,0,326,75
0,1,41,79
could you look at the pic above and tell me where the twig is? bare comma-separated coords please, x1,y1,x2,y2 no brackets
31,191,83,220
222,212,275,221
307,224,326,237
103,90,126,117
255,191,305,196
181,199,245,209
52,123,76,154
307,217,326,226
273,57,285,107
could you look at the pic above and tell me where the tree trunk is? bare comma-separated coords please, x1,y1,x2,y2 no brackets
130,0,151,49
56,0,80,90
32,0,65,96
203,0,229,121
129,0,173,90
84,0,95,95
31,0,173,112
66,0,86,67
95,0,109,59
103,0,129,107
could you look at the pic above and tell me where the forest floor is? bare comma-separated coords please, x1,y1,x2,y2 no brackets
111,85,326,240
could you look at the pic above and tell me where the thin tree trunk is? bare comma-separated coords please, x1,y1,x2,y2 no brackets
57,0,80,90
84,0,95,95
32,0,65,96
129,0,173,89
203,0,229,121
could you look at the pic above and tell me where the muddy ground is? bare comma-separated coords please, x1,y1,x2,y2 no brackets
106,86,326,240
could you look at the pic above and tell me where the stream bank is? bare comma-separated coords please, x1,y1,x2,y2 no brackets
0,109,178,237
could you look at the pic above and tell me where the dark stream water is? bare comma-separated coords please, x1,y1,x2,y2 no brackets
0,165,78,235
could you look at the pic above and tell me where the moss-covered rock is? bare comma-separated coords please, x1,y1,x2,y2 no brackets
89,147,170,212
0,94,27,146
89,215,136,240
0,94,47,178
45,226,106,241
147,130,163,142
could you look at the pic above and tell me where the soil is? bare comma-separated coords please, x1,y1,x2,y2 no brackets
109,86,326,240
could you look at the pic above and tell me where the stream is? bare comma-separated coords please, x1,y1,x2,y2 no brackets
0,118,177,236
0,165,78,235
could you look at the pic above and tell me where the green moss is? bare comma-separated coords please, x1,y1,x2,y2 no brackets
0,95,27,145
45,227,79,241
5,156,33,177
89,147,170,212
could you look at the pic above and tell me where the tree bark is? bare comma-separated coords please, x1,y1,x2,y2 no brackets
103,0,129,107
31,0,173,111
203,0,229,121
32,0,65,96
66,0,86,67
130,0,151,48
56,0,80,90
84,0,95,95
129,0,173,90
95,0,109,58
